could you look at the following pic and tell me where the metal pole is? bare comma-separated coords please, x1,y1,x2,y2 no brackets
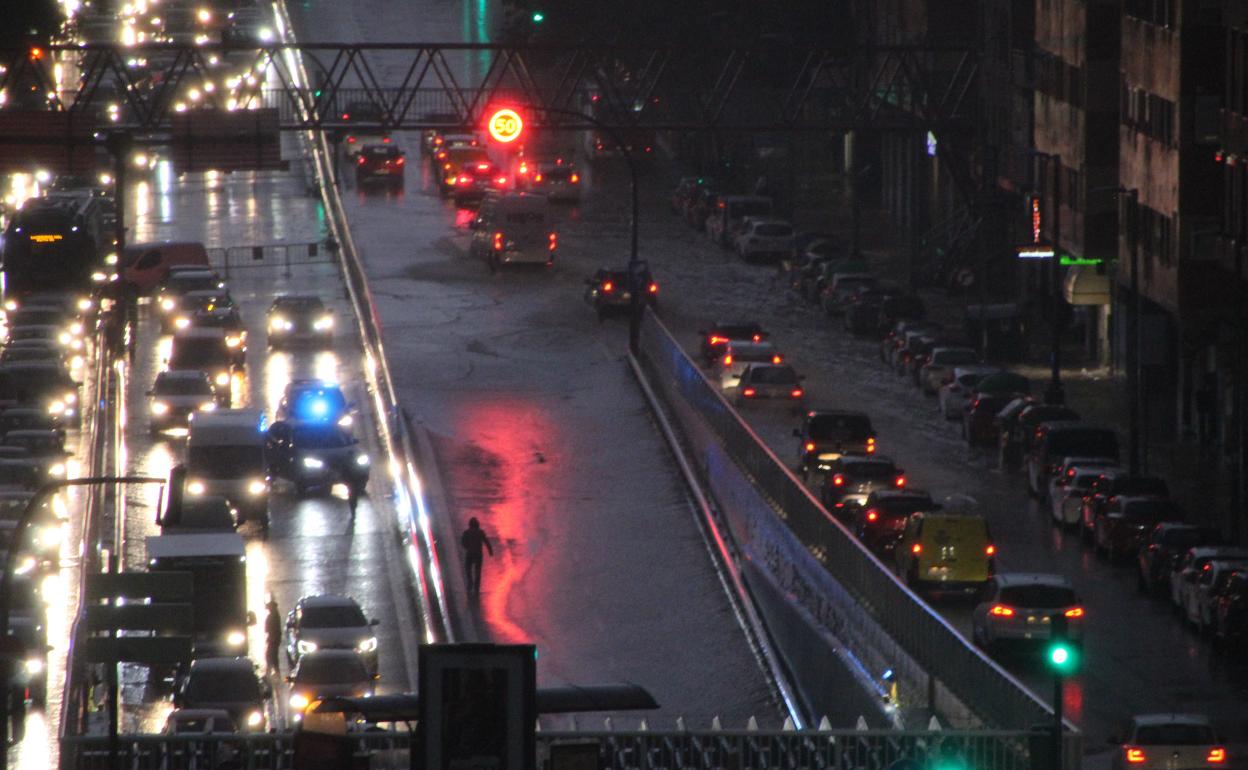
1053,677,1064,770
1046,155,1064,405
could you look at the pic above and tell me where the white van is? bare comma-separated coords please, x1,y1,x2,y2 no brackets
185,409,269,525
470,193,556,270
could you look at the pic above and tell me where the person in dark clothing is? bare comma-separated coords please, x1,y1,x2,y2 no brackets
461,517,494,595
264,596,282,673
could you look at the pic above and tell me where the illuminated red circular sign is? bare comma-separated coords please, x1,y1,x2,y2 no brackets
487,108,524,143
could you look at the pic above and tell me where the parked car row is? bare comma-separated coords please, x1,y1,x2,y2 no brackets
670,178,794,264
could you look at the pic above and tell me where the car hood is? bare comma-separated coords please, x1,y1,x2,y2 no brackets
296,627,370,648
292,681,370,700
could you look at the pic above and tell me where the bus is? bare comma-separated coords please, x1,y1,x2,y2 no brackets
1,193,106,309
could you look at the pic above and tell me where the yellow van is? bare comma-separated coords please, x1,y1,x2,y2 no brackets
894,511,995,594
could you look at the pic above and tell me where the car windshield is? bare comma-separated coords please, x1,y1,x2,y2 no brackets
755,224,792,237
165,274,218,293
183,669,261,703
292,426,354,448
1162,528,1220,549
273,298,324,314
301,605,367,628
188,446,264,477
747,367,798,385
844,462,897,480
873,496,934,517
296,655,368,685
1135,724,1217,745
934,350,979,365
157,376,212,396
1123,500,1182,520
998,585,1076,608
1048,431,1118,459
170,342,229,368
809,414,872,441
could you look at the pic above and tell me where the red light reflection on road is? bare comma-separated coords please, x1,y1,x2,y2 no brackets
454,208,477,228
1062,678,1084,723
454,399,558,643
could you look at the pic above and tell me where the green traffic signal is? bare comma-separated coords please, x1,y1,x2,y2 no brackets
1046,640,1079,675
531,11,545,23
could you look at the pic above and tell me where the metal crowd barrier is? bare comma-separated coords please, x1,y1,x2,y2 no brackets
204,241,333,280
633,311,1058,734
64,728,1061,770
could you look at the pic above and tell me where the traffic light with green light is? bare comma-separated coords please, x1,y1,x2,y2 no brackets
1046,615,1080,676
531,11,545,23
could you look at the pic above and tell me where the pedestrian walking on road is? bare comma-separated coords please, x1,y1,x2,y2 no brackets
264,596,282,673
461,517,494,595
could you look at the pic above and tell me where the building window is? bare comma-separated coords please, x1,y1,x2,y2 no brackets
1121,81,1175,146
1138,204,1175,266
1125,0,1175,28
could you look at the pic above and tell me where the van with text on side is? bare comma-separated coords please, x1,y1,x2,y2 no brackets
470,193,556,270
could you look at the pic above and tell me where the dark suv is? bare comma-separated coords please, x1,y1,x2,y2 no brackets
794,410,876,479
584,266,657,320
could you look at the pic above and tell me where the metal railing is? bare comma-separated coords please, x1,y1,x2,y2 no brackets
63,728,1070,770
633,311,1058,733
204,240,334,280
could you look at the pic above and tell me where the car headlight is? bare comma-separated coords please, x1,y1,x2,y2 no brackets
214,372,230,386
198,401,216,411
65,392,76,404
160,298,175,312
246,710,263,728
13,556,35,575
226,630,246,647
36,524,63,547
296,639,317,654
302,457,324,470
248,479,267,496
24,658,43,675
69,322,83,336
355,454,369,467
151,401,169,415
226,335,242,348
356,636,377,653
289,692,310,711
47,401,65,416
269,316,287,330
313,315,333,331
58,332,71,345
174,316,191,330
186,481,205,495
77,298,93,312
49,463,66,477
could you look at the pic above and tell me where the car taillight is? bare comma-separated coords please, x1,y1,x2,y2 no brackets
709,335,727,345
457,176,470,184
790,389,803,398
723,355,732,365
911,543,922,554
396,157,405,166
347,136,356,144
648,282,658,294
1125,748,1147,764
548,232,557,251
866,510,879,522
989,604,1015,617
570,173,580,183
534,173,543,182
832,475,844,486
477,163,489,170
519,162,528,174
1207,748,1227,763
602,281,614,292
493,232,503,251
867,437,877,453
434,137,443,146
742,387,756,397
985,544,996,556
1064,607,1084,618
895,476,906,487
804,442,815,451
357,156,366,165
772,355,782,364
496,176,508,185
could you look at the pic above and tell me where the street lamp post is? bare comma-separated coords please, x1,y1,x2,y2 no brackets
527,107,642,352
1041,153,1065,405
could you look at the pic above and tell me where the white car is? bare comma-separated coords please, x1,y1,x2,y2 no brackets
1046,456,1121,519
918,347,980,394
715,340,782,390
1112,714,1226,770
937,365,1002,420
734,218,794,264
1050,464,1122,527
148,369,217,433
1170,546,1248,609
733,363,805,412
971,573,1083,652
1180,558,1248,631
